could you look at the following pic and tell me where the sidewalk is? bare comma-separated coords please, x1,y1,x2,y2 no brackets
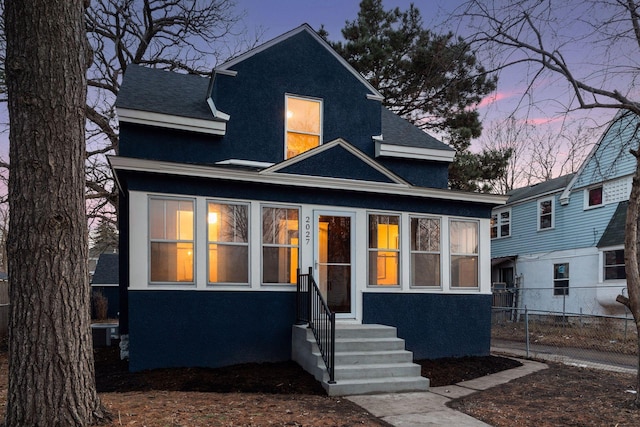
347,358,547,426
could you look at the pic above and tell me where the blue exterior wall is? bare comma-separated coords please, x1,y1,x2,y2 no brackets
127,290,297,371
492,190,621,258
362,293,492,359
121,170,494,219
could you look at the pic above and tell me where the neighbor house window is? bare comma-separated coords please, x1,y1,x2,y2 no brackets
538,197,554,230
149,198,194,283
262,206,299,284
285,95,321,159
604,249,626,280
586,186,603,208
553,263,569,295
410,216,440,287
368,214,400,286
450,220,478,288
208,202,249,284
491,208,511,239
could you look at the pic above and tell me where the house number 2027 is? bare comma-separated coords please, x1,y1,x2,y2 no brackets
305,216,311,245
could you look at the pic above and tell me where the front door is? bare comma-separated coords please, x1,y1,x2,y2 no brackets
315,212,355,317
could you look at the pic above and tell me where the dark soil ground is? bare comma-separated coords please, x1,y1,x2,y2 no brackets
94,344,522,393
88,344,521,426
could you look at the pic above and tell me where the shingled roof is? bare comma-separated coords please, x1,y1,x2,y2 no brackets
116,65,213,121
380,107,454,152
506,174,575,204
598,201,628,248
92,253,119,285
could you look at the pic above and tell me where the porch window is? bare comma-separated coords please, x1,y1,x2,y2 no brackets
538,197,554,230
410,216,440,287
553,263,569,295
285,95,321,159
604,249,626,280
368,214,400,286
149,198,194,283
262,206,299,284
450,220,478,288
490,208,511,239
208,202,249,284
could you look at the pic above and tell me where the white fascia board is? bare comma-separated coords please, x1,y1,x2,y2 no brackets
206,98,231,121
375,141,455,163
117,108,227,136
109,156,508,206
216,159,275,168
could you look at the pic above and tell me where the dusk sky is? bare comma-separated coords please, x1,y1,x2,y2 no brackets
235,0,617,166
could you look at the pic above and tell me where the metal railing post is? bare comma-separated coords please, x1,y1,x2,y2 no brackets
328,312,336,384
525,306,530,358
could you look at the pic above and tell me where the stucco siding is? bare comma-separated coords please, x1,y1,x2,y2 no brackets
362,293,491,359
128,290,297,371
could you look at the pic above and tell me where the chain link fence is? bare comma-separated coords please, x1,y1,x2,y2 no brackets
0,279,8,340
492,285,638,373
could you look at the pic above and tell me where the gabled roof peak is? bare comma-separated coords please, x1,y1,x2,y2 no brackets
215,24,384,101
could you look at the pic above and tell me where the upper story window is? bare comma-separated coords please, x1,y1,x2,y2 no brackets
368,214,400,286
149,198,194,283
285,95,322,159
490,208,511,239
586,186,603,208
538,197,554,230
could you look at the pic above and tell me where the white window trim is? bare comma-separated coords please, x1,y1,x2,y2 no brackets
260,204,301,286
367,211,402,288
553,262,569,296
600,246,626,283
583,185,604,210
206,200,251,286
409,215,442,289
148,196,197,286
537,197,555,231
449,218,480,290
491,207,511,239
284,94,323,160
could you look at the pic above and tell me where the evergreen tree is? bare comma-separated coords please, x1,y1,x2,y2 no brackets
321,0,511,192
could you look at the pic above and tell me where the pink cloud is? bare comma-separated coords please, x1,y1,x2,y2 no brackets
477,91,510,108
525,116,564,126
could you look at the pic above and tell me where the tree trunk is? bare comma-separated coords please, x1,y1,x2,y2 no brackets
4,0,106,425
624,150,640,407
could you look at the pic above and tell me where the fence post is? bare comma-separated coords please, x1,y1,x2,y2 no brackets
525,306,530,358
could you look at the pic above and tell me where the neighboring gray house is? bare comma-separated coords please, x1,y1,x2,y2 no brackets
491,111,639,316
91,252,119,319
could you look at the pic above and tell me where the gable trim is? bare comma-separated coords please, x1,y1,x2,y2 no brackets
109,156,507,205
215,24,384,102
261,138,410,185
375,141,456,163
118,107,227,135
560,111,633,205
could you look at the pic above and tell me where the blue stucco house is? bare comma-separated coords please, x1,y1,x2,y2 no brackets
491,111,639,316
111,24,505,391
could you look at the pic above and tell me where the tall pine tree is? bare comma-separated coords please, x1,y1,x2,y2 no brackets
321,0,511,192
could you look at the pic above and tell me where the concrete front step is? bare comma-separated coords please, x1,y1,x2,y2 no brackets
292,323,430,396
333,362,421,380
335,337,406,352
323,376,429,396
332,349,414,365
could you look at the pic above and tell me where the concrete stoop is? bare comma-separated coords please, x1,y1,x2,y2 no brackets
292,323,430,396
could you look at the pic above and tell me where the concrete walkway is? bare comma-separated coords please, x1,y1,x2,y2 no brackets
347,359,547,426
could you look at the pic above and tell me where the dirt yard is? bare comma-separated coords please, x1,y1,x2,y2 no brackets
1,342,640,426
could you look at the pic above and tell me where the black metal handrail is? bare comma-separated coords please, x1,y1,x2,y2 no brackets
296,267,336,384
